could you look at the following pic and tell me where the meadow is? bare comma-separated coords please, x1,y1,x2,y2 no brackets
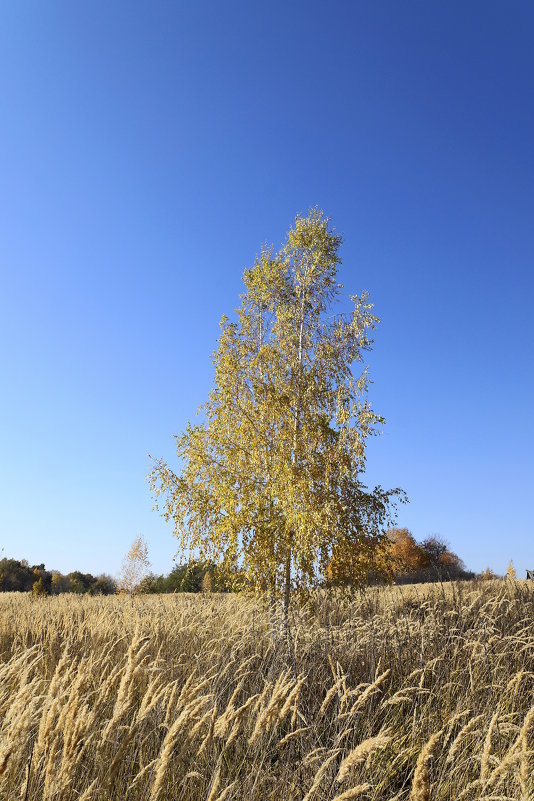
1,580,533,800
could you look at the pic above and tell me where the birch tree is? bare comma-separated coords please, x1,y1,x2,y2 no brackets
117,536,150,595
149,210,404,613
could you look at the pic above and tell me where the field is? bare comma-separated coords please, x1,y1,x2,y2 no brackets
1,581,534,800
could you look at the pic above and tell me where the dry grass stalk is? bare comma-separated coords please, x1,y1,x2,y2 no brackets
336,734,391,783
331,784,373,800
446,714,485,763
211,780,237,801
0,582,533,800
302,751,340,801
205,756,222,801
480,712,499,783
409,730,442,801
278,725,310,746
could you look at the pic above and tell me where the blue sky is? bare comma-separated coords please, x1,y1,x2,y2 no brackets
1,2,533,579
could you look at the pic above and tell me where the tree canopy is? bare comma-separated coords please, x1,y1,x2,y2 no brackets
150,210,405,609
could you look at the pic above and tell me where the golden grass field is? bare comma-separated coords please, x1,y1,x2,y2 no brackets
1,580,533,800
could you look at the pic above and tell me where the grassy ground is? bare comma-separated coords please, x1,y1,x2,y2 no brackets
1,580,533,800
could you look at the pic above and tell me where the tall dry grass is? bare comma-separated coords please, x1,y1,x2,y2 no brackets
0,580,533,799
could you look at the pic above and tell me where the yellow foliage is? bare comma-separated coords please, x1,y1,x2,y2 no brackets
150,211,404,606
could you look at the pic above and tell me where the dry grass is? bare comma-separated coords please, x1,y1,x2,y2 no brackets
0,580,533,799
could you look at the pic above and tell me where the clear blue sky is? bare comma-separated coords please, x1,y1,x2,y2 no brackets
1,2,533,579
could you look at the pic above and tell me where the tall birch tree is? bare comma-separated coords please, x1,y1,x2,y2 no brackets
149,210,404,613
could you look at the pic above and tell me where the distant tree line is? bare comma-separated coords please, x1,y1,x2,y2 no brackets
326,529,476,587
0,534,488,597
0,555,233,596
139,560,233,594
0,558,116,595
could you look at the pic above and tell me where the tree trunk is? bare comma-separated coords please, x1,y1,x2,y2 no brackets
283,548,291,622
286,303,304,623
268,587,278,641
